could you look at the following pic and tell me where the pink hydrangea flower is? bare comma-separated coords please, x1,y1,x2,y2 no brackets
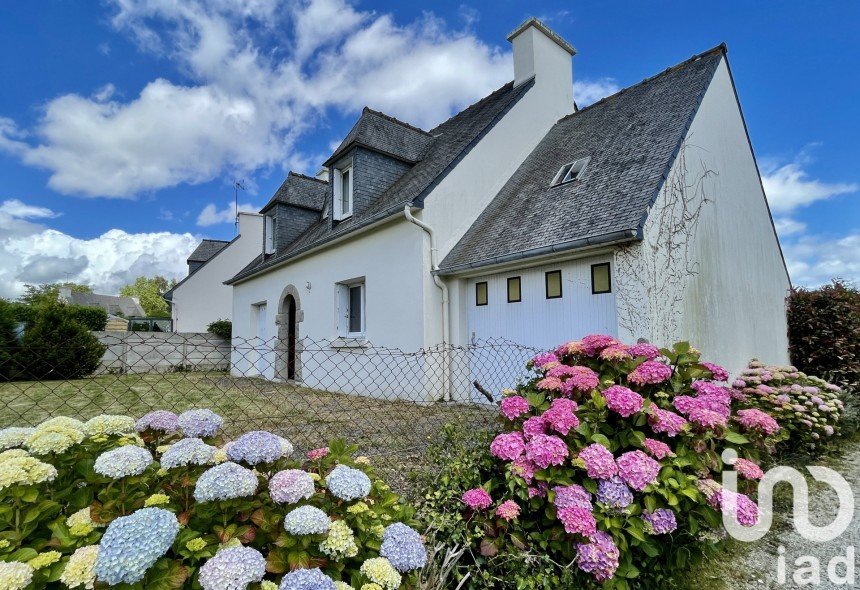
575,530,620,582
578,443,617,479
628,343,660,361
496,500,520,521
602,385,644,417
732,379,747,389
581,334,619,356
714,489,759,526
490,432,526,461
628,361,672,385
532,352,559,369
553,484,593,510
734,458,764,480
511,456,537,483
688,408,728,429
557,507,597,536
528,482,548,498
616,450,660,491
461,488,492,510
648,408,688,437
307,447,329,460
736,409,780,435
643,438,673,460
525,435,569,469
599,345,631,361
536,376,563,392
701,362,729,381
542,398,580,435
560,366,600,395
522,415,548,439
500,396,531,420
555,341,585,358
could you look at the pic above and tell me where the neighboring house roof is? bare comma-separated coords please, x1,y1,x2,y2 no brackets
261,172,329,214
187,240,230,263
227,79,534,285
63,292,146,317
324,107,434,166
439,45,725,274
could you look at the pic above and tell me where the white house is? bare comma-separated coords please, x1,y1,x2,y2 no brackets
225,18,790,399
166,212,264,333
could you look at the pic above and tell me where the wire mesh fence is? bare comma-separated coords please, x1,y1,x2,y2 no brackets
0,333,543,470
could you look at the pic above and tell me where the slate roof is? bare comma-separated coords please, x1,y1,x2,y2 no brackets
63,292,146,317
227,78,534,285
439,45,725,274
187,240,229,263
260,172,329,213
325,108,434,166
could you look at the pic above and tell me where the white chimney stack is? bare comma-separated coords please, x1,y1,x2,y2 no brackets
507,17,575,105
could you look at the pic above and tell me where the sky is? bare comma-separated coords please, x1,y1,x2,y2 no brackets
0,0,857,298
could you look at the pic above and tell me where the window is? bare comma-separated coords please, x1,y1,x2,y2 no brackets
264,215,277,254
475,282,488,306
545,270,562,299
591,263,612,294
333,163,353,220
337,280,365,336
507,277,521,303
551,157,590,186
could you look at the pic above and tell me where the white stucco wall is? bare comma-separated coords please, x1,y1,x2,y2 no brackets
616,57,790,375
171,213,264,333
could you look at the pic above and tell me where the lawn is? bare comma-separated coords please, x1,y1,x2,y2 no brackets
0,371,496,493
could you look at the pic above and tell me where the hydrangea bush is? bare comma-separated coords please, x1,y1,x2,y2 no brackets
732,359,845,452
427,336,783,589
0,411,425,589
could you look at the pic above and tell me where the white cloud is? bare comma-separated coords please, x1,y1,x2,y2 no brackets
772,216,806,237
781,232,860,288
575,78,619,107
762,150,857,214
196,200,259,226
0,0,614,199
0,199,199,298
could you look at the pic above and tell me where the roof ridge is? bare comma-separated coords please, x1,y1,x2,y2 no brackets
429,80,517,134
361,106,433,137
288,171,329,184
200,238,230,244
558,43,727,123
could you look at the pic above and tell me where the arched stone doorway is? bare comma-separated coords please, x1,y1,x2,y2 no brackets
275,285,303,381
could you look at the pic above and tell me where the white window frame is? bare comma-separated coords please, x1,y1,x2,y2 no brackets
333,163,354,220
336,279,365,338
264,215,276,254
551,157,590,186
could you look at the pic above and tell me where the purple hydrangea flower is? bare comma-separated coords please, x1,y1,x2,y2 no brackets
643,508,677,534
380,523,427,572
177,409,224,438
576,530,620,582
278,567,336,590
198,546,266,590
616,450,660,491
135,410,178,433
227,431,287,465
596,476,633,509
553,484,593,510
269,469,315,504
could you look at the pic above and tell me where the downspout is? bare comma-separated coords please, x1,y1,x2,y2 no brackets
403,205,451,402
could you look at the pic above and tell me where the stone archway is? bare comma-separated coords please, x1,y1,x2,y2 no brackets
275,284,304,381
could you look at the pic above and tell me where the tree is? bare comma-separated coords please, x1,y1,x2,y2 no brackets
18,282,92,306
18,304,106,380
120,276,176,317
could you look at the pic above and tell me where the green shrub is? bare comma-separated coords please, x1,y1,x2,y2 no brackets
787,280,859,393
420,336,779,589
17,305,106,380
733,360,845,453
207,319,232,339
0,412,424,589
0,300,20,380
66,305,108,332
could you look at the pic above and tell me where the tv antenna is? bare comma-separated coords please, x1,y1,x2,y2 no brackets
233,180,245,233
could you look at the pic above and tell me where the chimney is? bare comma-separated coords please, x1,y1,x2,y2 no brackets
507,17,575,104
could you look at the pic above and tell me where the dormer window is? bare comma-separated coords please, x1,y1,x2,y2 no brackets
333,163,353,220
264,215,277,254
551,157,589,186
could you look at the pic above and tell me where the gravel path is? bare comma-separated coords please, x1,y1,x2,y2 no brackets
717,440,860,588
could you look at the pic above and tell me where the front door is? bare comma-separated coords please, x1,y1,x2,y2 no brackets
286,296,296,380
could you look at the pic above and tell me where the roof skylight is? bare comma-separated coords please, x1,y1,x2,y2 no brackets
551,157,590,186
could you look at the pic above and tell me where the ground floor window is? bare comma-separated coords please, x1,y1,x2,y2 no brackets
337,280,365,337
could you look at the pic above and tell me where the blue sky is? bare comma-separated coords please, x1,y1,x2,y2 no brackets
0,0,857,296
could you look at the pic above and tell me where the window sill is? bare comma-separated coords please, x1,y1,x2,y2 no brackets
331,337,370,349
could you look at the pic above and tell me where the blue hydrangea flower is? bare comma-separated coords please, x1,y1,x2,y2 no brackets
227,431,285,465
177,409,224,438
278,568,336,590
161,438,216,470
94,446,153,479
325,465,371,502
283,506,330,536
380,523,427,572
643,508,678,534
194,462,258,502
596,476,634,509
135,411,179,433
198,546,266,590
94,508,179,585
269,470,315,504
